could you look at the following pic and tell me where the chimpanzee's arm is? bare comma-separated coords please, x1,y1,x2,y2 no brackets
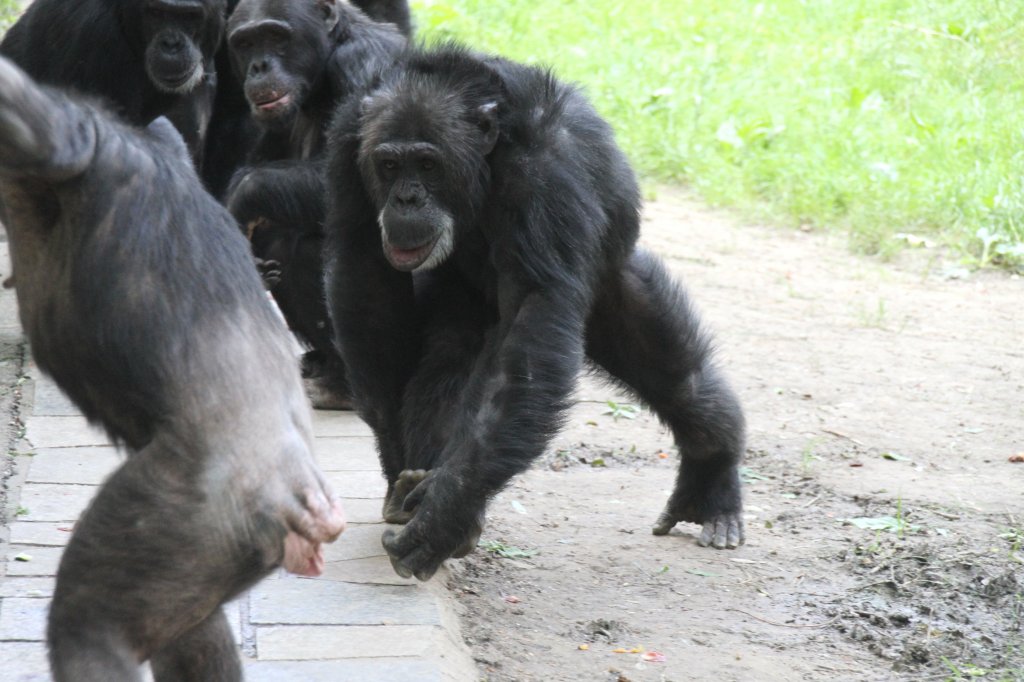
382,179,607,580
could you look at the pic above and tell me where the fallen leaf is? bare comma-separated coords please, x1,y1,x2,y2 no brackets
685,568,718,577
881,452,911,462
578,643,589,651
612,648,628,654
1009,453,1024,464
642,651,666,662
657,451,669,459
849,462,864,467
13,553,32,562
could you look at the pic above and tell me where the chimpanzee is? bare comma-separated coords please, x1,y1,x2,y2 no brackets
324,44,746,582
0,56,346,680
198,0,411,196
0,0,226,161
224,0,406,408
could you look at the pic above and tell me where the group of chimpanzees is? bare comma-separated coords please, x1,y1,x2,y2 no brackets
0,0,746,678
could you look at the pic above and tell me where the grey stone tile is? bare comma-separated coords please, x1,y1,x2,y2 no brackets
0,578,54,599
31,378,80,416
314,439,380,472
320,556,417,587
311,412,373,437
0,597,48,641
244,658,443,682
5,546,62,577
27,447,122,485
24,416,109,449
338,498,383,525
251,579,437,626
0,642,50,682
325,471,387,500
256,624,441,661
322,525,387,562
9,522,74,547
15,483,96,522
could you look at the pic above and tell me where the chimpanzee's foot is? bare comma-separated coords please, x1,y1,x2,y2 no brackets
382,469,430,524
652,504,744,549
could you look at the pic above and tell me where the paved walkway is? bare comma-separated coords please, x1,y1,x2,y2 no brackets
0,244,476,681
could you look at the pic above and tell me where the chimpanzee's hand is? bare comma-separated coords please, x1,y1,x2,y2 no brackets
381,470,484,581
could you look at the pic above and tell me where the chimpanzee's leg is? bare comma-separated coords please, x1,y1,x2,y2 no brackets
47,453,256,682
585,248,746,549
150,609,240,682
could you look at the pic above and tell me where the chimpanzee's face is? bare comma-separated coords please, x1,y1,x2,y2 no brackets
141,0,223,94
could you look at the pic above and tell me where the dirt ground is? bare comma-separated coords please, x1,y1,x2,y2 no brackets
446,192,1024,682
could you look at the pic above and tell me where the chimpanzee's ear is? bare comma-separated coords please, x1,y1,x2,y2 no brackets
476,102,499,154
316,0,340,33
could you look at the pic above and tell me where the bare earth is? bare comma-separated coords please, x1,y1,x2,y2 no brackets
447,192,1024,681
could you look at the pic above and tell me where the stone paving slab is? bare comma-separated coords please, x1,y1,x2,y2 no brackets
245,658,447,682
250,579,436,626
326,470,388,499
0,596,47,641
23,416,108,449
0,641,50,682
12,483,96,522
336,497,385,525
0,578,53,599
9,522,73,547
26,447,121,485
314,439,380,471
0,367,476,680
256,624,446,660
5,547,63,577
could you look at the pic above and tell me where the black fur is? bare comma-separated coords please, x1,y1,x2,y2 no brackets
0,0,226,162
324,44,747,582
352,0,413,37
0,56,344,681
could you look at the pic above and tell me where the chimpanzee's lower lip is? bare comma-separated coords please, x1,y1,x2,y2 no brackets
257,93,291,110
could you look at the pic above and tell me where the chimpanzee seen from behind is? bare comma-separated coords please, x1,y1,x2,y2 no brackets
0,56,345,681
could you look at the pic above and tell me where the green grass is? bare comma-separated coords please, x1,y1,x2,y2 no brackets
412,0,1024,268
0,0,18,31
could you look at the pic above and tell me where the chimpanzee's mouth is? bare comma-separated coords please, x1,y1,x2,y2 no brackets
256,93,291,111
384,240,436,272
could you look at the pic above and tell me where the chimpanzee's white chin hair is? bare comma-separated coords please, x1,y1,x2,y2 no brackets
377,212,456,273
158,62,206,94
413,215,455,272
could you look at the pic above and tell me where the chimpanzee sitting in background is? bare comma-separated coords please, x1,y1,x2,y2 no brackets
199,0,412,196
224,0,406,409
325,44,746,582
0,0,226,163
0,56,345,681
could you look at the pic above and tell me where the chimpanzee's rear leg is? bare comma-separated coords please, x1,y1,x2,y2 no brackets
48,452,259,682
149,609,240,682
585,247,746,549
